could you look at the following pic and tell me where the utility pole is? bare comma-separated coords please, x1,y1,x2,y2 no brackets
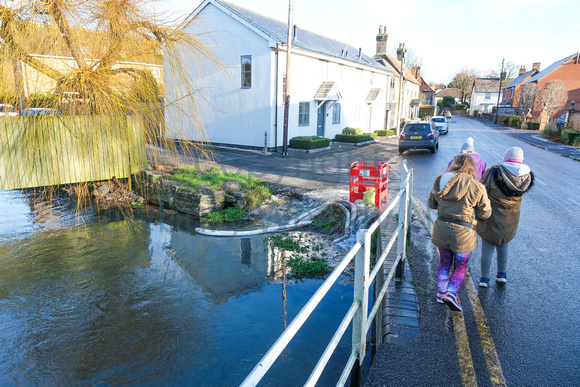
282,0,294,156
495,58,505,124
395,43,406,136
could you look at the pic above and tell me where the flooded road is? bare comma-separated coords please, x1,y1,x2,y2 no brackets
0,190,353,385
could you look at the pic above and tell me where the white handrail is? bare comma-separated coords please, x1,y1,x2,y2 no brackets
241,162,414,386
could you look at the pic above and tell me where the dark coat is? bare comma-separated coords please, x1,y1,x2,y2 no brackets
476,164,534,246
428,173,491,253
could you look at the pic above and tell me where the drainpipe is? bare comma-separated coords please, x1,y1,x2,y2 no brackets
274,49,279,152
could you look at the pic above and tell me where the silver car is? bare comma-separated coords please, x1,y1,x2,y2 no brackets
430,116,449,134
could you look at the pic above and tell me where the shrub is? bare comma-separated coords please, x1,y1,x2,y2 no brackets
418,105,436,118
455,104,467,111
561,129,580,145
289,136,330,149
335,133,377,143
342,127,363,135
206,206,248,222
375,129,394,137
286,256,331,277
527,123,540,130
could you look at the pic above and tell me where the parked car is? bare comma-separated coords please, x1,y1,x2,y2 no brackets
0,104,19,116
399,121,440,154
430,116,449,134
20,108,63,116
442,110,452,119
557,114,567,127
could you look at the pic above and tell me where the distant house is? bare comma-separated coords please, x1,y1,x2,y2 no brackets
165,0,394,150
373,28,420,126
411,66,435,106
499,63,541,115
521,53,580,120
434,87,462,107
470,78,501,114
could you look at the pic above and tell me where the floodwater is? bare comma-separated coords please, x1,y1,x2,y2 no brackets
0,190,354,386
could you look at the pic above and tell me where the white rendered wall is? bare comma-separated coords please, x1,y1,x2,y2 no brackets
164,2,273,148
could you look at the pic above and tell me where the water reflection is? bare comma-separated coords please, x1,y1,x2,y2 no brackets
0,190,353,385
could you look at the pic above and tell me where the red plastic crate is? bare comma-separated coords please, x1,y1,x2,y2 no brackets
349,161,388,207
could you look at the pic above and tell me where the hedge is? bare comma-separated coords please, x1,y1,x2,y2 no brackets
342,127,363,135
561,129,580,145
527,123,540,130
335,133,377,143
419,106,436,119
375,129,394,137
289,136,330,149
455,104,467,111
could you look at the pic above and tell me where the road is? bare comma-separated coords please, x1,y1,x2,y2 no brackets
366,115,580,386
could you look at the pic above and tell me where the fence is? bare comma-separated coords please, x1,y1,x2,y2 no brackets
241,161,414,386
0,115,146,190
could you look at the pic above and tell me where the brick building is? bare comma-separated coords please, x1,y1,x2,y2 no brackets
499,63,540,114
522,53,580,120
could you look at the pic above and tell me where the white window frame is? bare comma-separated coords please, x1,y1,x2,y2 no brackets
332,103,341,124
299,102,310,126
241,55,252,88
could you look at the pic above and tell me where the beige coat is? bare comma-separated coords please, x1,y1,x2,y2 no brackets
476,165,534,246
428,173,491,253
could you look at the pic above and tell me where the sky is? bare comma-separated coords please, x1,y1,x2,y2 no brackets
157,0,579,84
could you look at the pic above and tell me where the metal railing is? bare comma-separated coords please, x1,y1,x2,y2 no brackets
241,161,414,387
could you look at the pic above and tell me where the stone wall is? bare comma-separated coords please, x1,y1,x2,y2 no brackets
136,170,247,218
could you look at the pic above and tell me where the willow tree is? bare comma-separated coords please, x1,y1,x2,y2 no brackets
0,0,215,206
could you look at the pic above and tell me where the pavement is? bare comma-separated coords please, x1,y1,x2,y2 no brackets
151,119,578,384
474,117,580,161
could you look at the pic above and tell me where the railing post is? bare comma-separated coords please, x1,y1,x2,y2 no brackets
396,163,408,280
351,229,370,385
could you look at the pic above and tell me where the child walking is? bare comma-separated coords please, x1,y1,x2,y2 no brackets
428,155,491,312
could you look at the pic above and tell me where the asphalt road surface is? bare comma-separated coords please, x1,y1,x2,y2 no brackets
366,116,580,386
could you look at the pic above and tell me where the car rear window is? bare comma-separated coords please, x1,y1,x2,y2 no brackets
431,118,445,123
0,106,15,113
404,124,430,133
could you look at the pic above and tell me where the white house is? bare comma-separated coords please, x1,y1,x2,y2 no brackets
470,78,501,114
164,0,394,150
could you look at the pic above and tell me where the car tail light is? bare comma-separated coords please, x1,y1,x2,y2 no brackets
400,132,406,138
427,132,435,138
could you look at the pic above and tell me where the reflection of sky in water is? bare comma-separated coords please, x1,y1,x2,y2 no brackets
0,190,35,239
0,190,97,242
0,196,354,385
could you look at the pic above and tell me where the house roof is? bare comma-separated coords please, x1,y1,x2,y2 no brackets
375,54,419,84
194,0,390,72
418,76,435,93
523,53,580,85
436,87,461,98
473,78,501,93
503,69,539,89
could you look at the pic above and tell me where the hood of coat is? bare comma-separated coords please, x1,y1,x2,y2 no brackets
436,173,474,201
499,162,533,193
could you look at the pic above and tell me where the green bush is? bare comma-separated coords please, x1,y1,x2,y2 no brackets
527,123,540,130
561,129,580,145
289,136,330,149
441,96,455,107
335,133,377,143
456,104,467,111
418,105,436,118
206,206,248,222
374,129,394,137
287,256,331,277
342,127,363,135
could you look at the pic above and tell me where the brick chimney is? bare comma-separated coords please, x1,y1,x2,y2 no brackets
396,43,405,61
412,66,421,78
533,62,541,71
375,26,388,57
519,65,527,75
